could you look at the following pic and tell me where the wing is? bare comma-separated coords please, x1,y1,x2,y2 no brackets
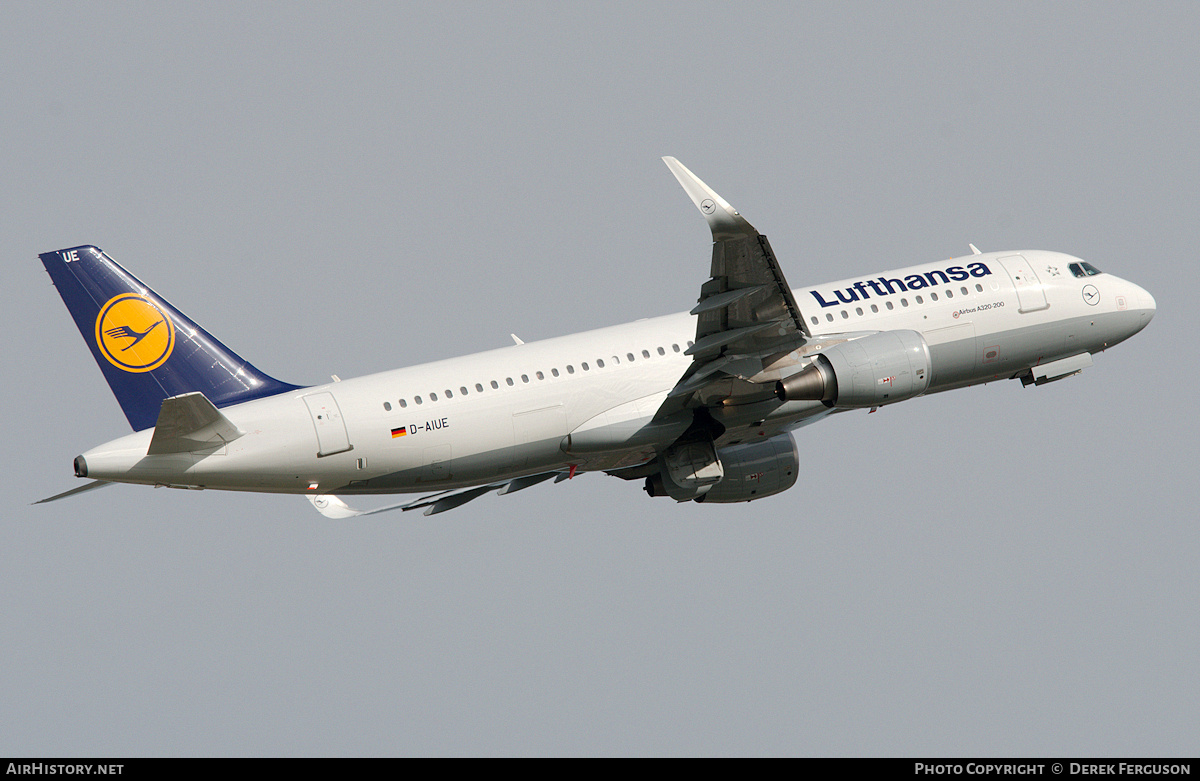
306,470,569,518
657,158,811,416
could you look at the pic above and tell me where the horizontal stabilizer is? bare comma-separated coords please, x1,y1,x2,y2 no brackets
34,479,112,505
147,392,244,454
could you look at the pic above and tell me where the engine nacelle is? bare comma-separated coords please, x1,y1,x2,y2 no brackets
695,433,799,503
776,330,930,409
644,438,725,502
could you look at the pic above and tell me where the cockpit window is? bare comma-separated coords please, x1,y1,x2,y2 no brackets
1069,262,1103,278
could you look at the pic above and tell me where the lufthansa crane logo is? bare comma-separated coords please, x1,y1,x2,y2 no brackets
94,294,175,372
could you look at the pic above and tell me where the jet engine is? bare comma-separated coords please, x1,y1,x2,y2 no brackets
696,433,800,503
645,433,799,503
775,330,930,409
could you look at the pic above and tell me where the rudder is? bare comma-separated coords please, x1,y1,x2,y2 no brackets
41,245,302,431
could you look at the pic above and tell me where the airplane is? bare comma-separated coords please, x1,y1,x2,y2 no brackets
36,158,1156,516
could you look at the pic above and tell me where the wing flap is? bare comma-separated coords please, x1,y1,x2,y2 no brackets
689,284,771,315
685,320,784,357
496,471,558,495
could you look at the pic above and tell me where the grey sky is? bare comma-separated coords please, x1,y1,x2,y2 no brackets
3,2,1196,756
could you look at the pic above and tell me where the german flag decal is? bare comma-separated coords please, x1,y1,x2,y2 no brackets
391,426,407,438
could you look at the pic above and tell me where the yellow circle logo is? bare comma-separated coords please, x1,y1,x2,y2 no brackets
94,294,175,373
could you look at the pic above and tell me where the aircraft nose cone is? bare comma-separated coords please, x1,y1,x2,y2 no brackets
1124,282,1156,339
1139,285,1156,320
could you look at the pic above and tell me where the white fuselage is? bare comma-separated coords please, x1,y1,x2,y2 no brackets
78,250,1155,496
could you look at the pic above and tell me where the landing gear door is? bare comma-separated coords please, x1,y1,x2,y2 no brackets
998,255,1049,313
304,392,353,456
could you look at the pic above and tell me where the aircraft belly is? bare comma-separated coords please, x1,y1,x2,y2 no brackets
923,309,1141,390
343,438,574,494
925,323,978,388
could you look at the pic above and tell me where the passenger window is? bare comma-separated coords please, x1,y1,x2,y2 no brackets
945,290,953,298
383,401,391,411
430,392,438,401
961,286,969,295
915,295,923,304
870,304,878,313
975,283,983,292
444,389,452,398
475,383,483,392
460,386,468,395
521,374,529,383
627,353,635,362
551,368,559,377
811,316,819,325
597,359,605,368
506,377,514,386
642,349,650,359
841,310,849,319
567,365,575,374
399,399,408,408
490,380,499,389
415,395,423,404
582,362,590,371
930,292,938,301
855,307,863,316
687,341,694,348
826,313,834,322
673,344,681,352
901,299,909,307
536,371,544,380
885,301,894,310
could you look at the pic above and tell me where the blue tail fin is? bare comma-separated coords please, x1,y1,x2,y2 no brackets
41,245,302,431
